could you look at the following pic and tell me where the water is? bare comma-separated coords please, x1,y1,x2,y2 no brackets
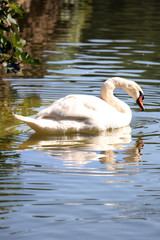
1,0,160,239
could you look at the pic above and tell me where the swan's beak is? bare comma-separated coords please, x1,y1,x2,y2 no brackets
136,95,145,111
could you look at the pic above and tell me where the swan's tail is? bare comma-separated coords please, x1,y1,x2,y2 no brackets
12,113,64,134
13,113,35,124
13,113,47,133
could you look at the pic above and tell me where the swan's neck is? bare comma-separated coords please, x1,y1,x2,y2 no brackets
100,77,131,114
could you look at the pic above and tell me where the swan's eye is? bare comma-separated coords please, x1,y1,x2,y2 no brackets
139,91,144,100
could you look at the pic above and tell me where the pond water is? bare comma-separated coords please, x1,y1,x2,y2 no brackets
1,0,160,239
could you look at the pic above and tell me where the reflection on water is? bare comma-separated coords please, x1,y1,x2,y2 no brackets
19,126,132,167
1,0,160,239
16,126,144,174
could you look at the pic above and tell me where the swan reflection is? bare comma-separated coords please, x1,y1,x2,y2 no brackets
19,126,143,168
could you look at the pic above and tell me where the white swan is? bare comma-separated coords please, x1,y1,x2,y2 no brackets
13,77,144,134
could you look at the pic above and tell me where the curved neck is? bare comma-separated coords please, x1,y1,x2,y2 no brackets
100,77,131,114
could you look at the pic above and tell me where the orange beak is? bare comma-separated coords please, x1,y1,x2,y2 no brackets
136,95,145,111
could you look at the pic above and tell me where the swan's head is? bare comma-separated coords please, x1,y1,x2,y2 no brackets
101,77,145,111
125,81,145,111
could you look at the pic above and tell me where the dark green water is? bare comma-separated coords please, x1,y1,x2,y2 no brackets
1,0,160,239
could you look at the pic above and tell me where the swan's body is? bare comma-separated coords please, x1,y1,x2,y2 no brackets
13,77,144,134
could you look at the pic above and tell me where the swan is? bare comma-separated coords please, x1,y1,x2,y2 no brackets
13,77,144,134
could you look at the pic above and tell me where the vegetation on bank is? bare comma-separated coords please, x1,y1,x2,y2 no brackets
0,0,40,73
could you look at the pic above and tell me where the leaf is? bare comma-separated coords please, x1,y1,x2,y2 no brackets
0,35,8,45
15,50,41,65
11,31,20,46
31,58,41,65
7,1,24,16
6,62,20,73
18,39,26,48
11,32,26,48
0,35,11,51
6,13,17,26
3,53,10,58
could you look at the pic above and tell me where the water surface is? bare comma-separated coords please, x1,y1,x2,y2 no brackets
1,0,160,239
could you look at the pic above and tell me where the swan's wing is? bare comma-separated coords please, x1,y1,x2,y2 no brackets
36,95,108,120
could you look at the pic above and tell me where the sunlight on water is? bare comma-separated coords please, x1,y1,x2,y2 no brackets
1,0,160,239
